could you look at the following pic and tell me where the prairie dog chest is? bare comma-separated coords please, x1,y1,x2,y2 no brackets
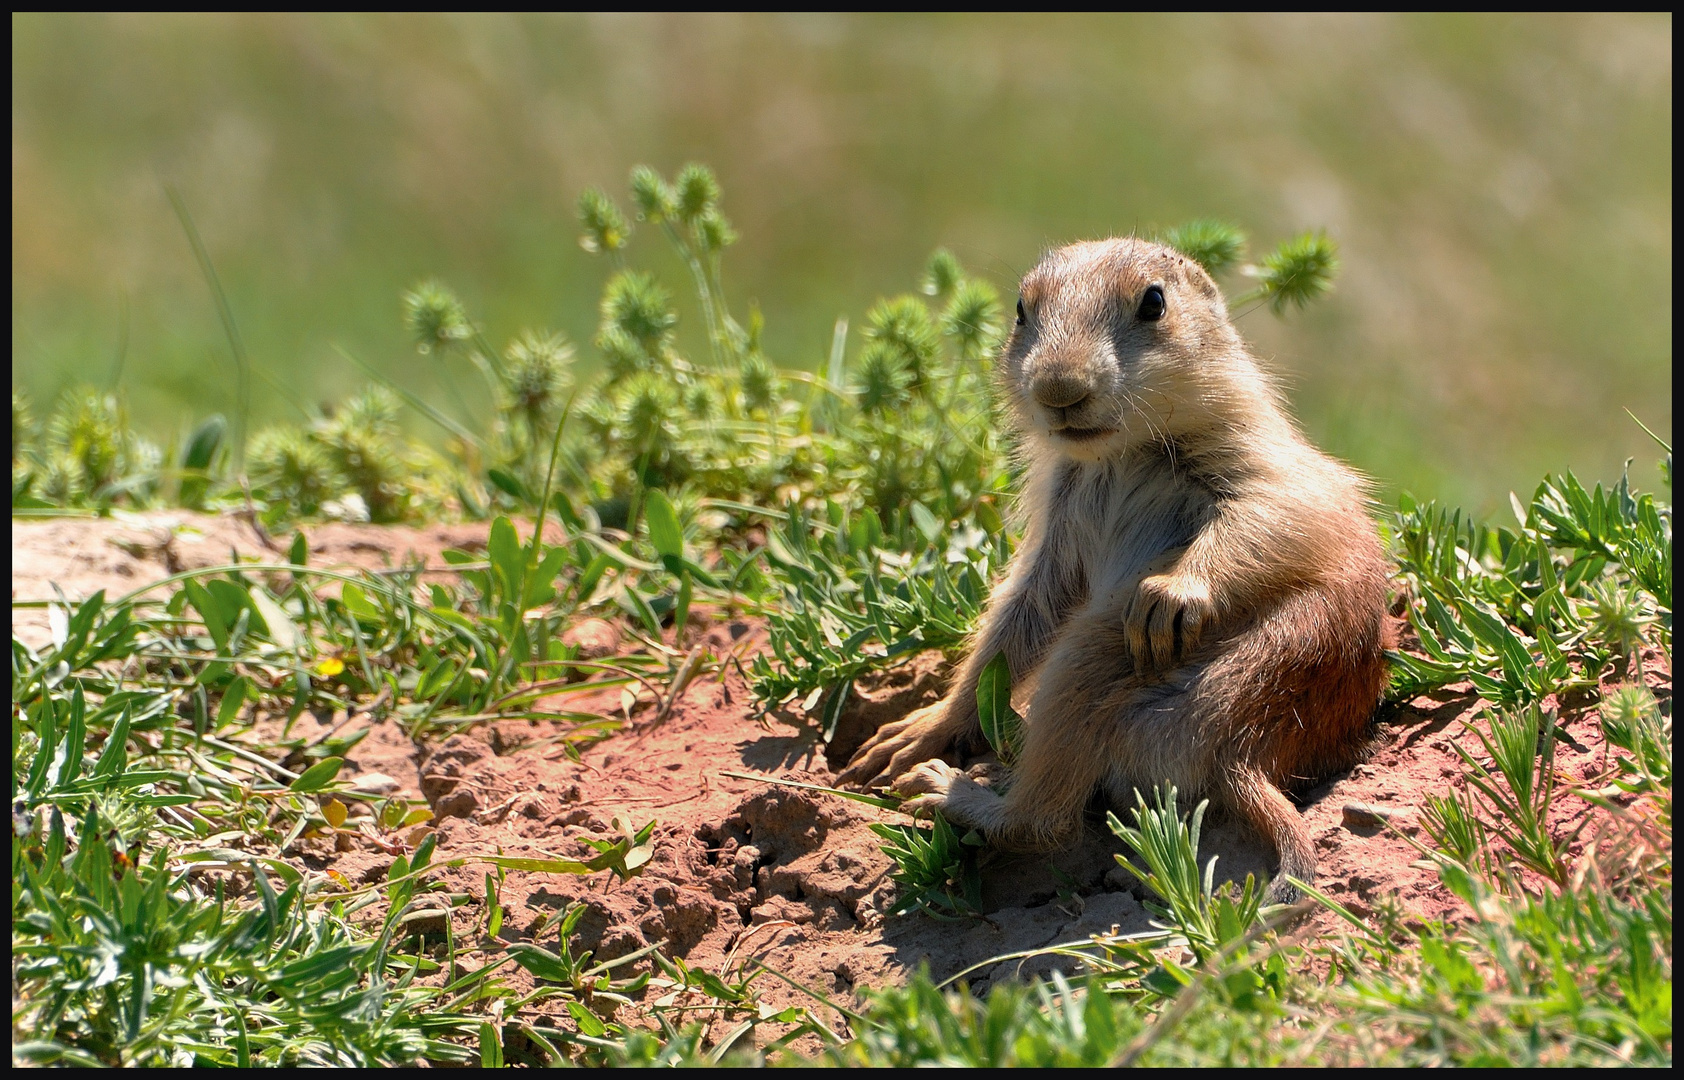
1052,458,1209,601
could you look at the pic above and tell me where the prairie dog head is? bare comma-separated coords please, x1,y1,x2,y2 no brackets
1001,238,1257,464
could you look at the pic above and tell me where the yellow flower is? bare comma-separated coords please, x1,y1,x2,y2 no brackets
315,657,346,678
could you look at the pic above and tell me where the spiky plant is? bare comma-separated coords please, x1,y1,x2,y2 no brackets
249,427,337,515
403,280,473,354
674,163,722,225
1586,575,1656,664
577,188,631,255
739,353,777,415
339,385,402,439
922,248,964,298
684,381,718,422
863,296,939,392
503,330,574,424
35,452,84,506
1160,220,1248,275
318,387,408,521
941,280,1005,362
599,271,677,365
44,387,128,501
855,342,913,416
629,165,678,223
1246,231,1339,314
695,210,737,256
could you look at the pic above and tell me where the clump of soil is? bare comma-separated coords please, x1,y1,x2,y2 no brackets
13,512,1663,1039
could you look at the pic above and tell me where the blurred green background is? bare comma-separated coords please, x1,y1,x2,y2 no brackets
11,13,1672,514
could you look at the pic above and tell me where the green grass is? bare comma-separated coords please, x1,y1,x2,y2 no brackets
12,164,1673,1066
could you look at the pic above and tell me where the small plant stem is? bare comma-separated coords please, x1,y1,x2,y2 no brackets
661,220,725,368
166,185,250,475
626,427,658,542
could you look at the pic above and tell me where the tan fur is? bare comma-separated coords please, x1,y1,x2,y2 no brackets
838,238,1391,902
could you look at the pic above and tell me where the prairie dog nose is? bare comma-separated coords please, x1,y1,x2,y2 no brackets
1031,373,1093,410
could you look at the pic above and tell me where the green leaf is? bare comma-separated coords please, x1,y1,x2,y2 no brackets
287,531,308,566
619,585,662,638
975,651,1022,764
57,687,89,789
183,579,231,653
644,488,684,561
247,586,302,652
909,501,942,543
340,582,379,621
523,545,572,609
91,705,132,780
277,945,368,985
506,942,580,983
289,756,344,793
574,551,614,605
566,999,608,1037
820,679,852,742
479,1022,504,1069
488,516,524,603
486,468,531,502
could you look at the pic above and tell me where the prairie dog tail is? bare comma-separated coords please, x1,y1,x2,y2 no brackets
1222,765,1316,904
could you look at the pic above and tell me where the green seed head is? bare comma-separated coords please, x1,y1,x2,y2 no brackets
618,372,678,449
685,381,718,421
1256,232,1339,315
675,163,721,225
1587,576,1655,657
596,325,650,381
577,188,630,255
250,427,336,514
46,388,125,494
340,385,401,439
629,165,678,223
696,210,737,254
864,295,938,385
942,280,1004,361
922,248,963,298
740,354,777,413
855,341,911,415
403,281,472,354
503,330,574,416
1601,682,1658,734
37,451,85,505
1159,220,1247,276
601,270,677,354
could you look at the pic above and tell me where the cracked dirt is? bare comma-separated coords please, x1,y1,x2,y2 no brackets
14,512,1663,1042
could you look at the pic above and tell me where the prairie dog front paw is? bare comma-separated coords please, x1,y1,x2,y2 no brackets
1123,572,1215,674
894,759,1002,832
892,759,960,804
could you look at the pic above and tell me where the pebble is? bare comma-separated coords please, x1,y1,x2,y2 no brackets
1342,802,1401,828
350,772,401,794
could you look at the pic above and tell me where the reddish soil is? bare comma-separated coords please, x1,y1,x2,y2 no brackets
13,512,1666,1044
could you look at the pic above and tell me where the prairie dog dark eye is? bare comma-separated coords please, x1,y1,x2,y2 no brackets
1138,285,1166,322
1015,299,1026,326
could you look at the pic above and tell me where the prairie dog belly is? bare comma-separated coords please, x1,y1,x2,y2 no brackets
1056,456,1208,610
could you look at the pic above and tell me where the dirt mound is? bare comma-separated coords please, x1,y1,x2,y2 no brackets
10,511,556,649
319,636,1645,1032
13,513,1655,1040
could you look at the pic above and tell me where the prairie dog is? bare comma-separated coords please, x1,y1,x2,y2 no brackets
838,237,1391,902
